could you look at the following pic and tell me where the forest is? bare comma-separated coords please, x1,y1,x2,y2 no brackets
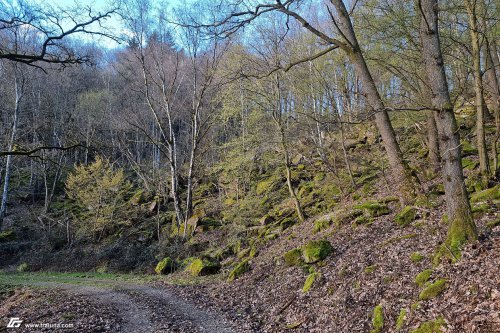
0,0,499,332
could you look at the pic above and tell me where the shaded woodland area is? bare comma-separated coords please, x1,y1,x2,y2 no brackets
0,0,499,332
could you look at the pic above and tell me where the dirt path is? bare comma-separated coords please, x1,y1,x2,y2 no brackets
2,278,238,333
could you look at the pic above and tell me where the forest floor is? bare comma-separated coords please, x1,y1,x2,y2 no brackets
0,273,240,332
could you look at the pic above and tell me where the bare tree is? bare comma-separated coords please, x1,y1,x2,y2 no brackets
418,0,477,261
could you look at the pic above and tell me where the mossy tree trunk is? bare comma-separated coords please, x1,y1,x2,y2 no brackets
465,0,490,177
418,0,478,258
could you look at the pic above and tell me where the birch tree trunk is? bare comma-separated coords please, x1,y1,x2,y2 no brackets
0,69,22,224
465,0,490,177
418,0,477,261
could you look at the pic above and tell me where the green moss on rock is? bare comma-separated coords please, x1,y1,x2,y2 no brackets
371,304,384,333
228,259,250,282
313,219,331,233
17,263,28,272
410,318,445,333
396,308,407,331
415,269,433,287
283,248,304,266
354,201,390,217
419,279,447,300
302,272,320,293
486,218,500,229
0,230,15,242
364,265,377,274
280,217,297,231
410,252,425,263
470,185,500,203
395,206,417,226
155,257,176,274
302,240,333,263
186,258,221,276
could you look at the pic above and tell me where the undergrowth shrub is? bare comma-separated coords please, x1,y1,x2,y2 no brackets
66,157,132,241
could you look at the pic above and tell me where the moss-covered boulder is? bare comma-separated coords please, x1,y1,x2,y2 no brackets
395,206,417,226
228,259,250,281
410,252,425,263
280,217,297,231
419,279,447,300
302,272,320,293
415,269,433,287
410,318,445,333
259,214,274,226
396,308,407,331
283,248,304,266
302,240,333,263
353,201,390,218
155,257,176,274
313,219,332,233
186,258,221,276
371,304,384,333
0,230,15,242
470,185,500,203
461,158,478,170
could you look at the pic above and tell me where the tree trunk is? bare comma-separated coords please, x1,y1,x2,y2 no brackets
427,111,441,170
279,125,306,223
484,39,500,173
419,0,477,261
0,73,22,224
331,0,418,204
466,0,490,176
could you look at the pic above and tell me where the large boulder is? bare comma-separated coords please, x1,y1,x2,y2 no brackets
394,206,417,227
302,240,333,263
186,258,221,276
155,257,176,274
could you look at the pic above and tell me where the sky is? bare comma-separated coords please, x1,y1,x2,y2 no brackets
46,0,184,49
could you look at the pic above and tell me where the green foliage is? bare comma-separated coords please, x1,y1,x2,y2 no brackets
302,272,320,293
155,257,175,275
410,252,425,263
371,305,384,333
396,308,407,331
228,259,250,281
410,318,445,333
415,269,433,287
65,157,132,240
419,279,447,300
302,240,333,263
395,206,417,226
283,248,304,266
